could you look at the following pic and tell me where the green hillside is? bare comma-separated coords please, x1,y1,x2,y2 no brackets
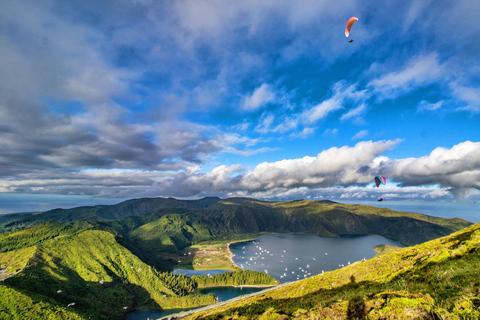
0,197,222,234
183,221,480,319
0,198,470,249
0,222,216,320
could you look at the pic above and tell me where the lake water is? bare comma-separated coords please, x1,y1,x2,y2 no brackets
127,233,404,319
229,233,405,284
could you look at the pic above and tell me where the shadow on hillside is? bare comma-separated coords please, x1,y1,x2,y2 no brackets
5,260,160,319
115,235,180,272
346,276,366,319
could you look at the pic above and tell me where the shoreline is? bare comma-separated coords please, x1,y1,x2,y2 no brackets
226,235,261,269
226,242,238,269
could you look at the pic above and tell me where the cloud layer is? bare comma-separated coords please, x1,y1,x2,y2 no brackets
2,140,479,202
0,1,479,209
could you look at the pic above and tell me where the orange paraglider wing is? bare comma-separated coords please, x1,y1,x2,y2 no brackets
345,17,358,37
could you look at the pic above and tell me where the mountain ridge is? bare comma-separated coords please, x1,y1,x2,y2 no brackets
0,197,471,247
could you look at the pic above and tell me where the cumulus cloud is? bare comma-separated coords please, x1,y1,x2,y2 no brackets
2,139,480,202
379,141,480,199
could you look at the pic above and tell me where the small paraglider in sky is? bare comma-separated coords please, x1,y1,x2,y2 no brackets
345,17,358,42
374,176,386,187
375,176,386,201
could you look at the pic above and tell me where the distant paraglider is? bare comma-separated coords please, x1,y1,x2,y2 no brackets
374,176,386,201
345,17,358,42
374,176,386,187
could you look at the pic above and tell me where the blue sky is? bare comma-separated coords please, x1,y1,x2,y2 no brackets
0,0,479,218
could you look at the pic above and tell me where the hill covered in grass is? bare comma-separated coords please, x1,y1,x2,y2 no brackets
0,222,217,319
182,221,480,319
0,218,280,319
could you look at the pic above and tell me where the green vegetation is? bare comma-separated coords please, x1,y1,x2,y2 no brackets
183,221,480,319
193,270,279,288
0,285,83,320
0,221,94,252
0,197,474,319
0,223,216,320
1,197,471,248
373,244,401,255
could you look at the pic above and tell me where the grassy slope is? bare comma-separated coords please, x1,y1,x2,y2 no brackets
0,224,216,320
129,213,214,252
0,285,83,320
184,222,480,319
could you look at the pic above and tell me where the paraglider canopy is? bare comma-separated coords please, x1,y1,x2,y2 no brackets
345,17,358,37
374,176,386,187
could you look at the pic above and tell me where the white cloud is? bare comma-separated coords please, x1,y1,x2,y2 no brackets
264,81,368,135
417,100,444,112
451,84,480,113
352,130,368,140
3,139,480,202
242,83,276,111
368,53,446,98
381,141,480,199
290,127,315,139
237,140,400,191
302,81,365,123
341,103,367,122
303,97,342,123
323,128,338,136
